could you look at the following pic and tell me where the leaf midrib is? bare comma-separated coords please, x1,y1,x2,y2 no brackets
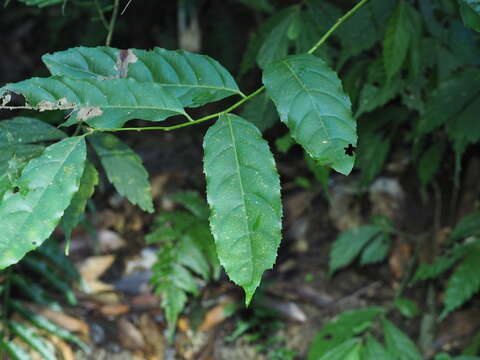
226,116,254,284
282,59,331,143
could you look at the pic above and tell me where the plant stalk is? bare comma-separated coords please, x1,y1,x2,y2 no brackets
106,0,120,46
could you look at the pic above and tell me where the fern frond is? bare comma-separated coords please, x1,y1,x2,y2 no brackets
441,246,480,319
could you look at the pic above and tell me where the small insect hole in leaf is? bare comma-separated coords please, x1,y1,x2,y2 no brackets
344,144,356,157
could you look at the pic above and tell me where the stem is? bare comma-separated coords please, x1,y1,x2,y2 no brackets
91,86,265,133
308,0,370,55
94,0,110,31
106,0,120,47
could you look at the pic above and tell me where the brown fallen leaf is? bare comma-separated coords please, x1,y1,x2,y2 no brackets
118,318,146,351
48,334,75,360
177,317,190,333
199,301,235,332
100,304,130,317
139,313,166,359
77,255,115,294
25,303,89,338
389,239,411,279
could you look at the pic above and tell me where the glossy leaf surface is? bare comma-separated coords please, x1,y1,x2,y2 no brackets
42,46,242,108
263,54,356,175
0,137,86,270
203,114,282,303
1,77,187,129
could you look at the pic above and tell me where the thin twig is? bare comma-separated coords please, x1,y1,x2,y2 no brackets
94,0,110,31
90,86,266,133
308,0,370,55
121,0,133,15
90,0,371,134
106,0,120,46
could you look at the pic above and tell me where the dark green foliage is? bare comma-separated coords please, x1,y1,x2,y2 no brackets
147,191,220,340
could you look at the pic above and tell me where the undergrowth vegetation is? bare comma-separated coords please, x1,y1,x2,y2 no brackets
1,0,480,358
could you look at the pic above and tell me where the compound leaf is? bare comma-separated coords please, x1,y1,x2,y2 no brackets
383,1,414,78
42,47,243,108
88,133,153,213
450,211,480,242
383,318,422,360
415,69,480,136
363,335,393,359
257,7,298,69
263,54,357,175
308,307,383,359
360,232,390,265
203,114,282,304
441,246,480,318
0,337,30,360
9,321,56,360
1,77,187,129
63,161,99,242
330,225,382,275
0,136,86,270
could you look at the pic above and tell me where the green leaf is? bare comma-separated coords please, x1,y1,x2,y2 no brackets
237,0,274,13
334,0,393,65
383,318,422,360
16,0,63,7
415,69,480,136
356,132,391,187
394,298,420,318
275,133,295,154
459,0,480,32
1,77,187,129
418,141,446,188
42,47,243,108
441,246,480,318
203,114,282,304
317,339,362,360
0,117,66,199
257,7,298,69
0,136,86,270
329,226,382,275
10,301,90,353
0,117,66,145
307,307,383,360
10,274,61,310
23,256,77,305
148,193,220,339
170,191,210,220
9,321,56,360
363,335,394,359
37,239,80,282
63,161,99,242
383,1,414,78
360,232,390,265
0,337,31,360
240,93,278,132
263,54,357,175
239,7,295,76
355,59,404,117
450,211,480,242
411,242,472,284
89,133,153,213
